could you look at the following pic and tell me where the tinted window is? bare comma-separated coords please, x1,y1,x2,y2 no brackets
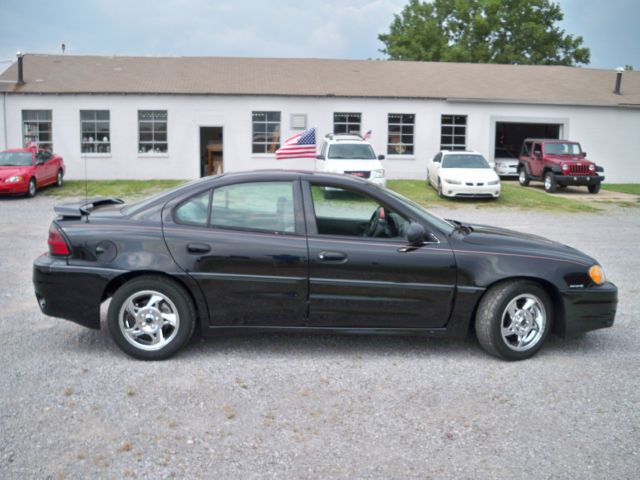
442,154,490,169
310,184,409,239
174,190,211,226
211,182,295,234
327,144,376,160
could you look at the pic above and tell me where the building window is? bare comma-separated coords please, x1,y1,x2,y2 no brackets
387,113,415,155
80,110,110,153
22,110,53,151
252,111,281,154
333,112,361,135
440,115,467,151
138,110,168,154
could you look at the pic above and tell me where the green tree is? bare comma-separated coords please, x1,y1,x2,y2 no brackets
378,0,590,65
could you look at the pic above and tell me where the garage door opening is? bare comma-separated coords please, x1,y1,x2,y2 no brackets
200,127,223,177
495,122,561,159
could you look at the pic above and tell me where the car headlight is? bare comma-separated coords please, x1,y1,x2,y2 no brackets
588,265,606,285
371,169,385,178
443,178,461,185
589,164,596,172
5,175,24,183
488,180,500,185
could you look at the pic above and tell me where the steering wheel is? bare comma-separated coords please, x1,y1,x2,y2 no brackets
364,206,397,238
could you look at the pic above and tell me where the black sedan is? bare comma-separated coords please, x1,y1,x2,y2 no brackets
33,170,617,360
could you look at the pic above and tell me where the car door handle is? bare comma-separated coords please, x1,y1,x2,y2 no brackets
187,243,211,254
318,251,347,262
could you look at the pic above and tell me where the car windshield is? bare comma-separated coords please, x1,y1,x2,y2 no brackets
375,185,456,235
545,143,582,155
328,144,376,160
0,152,32,166
442,154,489,169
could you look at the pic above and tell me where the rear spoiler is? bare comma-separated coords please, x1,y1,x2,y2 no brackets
54,197,125,219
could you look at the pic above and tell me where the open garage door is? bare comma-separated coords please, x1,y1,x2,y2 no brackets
495,122,561,158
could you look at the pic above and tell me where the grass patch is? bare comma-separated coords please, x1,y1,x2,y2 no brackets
387,180,599,213
44,180,186,199
601,184,640,196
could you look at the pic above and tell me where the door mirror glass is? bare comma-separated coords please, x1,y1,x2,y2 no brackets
406,222,426,245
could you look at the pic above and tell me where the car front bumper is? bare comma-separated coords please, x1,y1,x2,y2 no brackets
559,282,617,336
33,254,125,329
555,174,604,186
442,182,500,198
0,180,29,195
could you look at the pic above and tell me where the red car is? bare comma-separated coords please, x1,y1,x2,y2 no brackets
0,145,65,197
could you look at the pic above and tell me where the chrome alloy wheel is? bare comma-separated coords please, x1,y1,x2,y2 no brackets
519,170,526,183
500,294,546,351
118,290,180,351
544,176,552,190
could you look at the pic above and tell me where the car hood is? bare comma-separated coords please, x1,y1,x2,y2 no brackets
441,168,499,182
455,223,595,266
0,165,33,179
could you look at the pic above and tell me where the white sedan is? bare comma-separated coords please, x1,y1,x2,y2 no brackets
427,151,501,199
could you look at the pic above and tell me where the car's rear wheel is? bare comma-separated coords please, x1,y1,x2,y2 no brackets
27,178,37,197
518,168,530,186
475,280,552,360
544,172,557,193
107,276,196,360
588,183,601,194
56,170,63,187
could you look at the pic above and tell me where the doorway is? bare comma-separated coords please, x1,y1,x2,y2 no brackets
199,127,223,177
494,122,561,159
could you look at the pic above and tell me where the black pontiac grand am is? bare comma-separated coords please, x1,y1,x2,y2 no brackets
33,170,617,360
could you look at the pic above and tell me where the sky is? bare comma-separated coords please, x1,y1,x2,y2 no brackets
0,0,638,71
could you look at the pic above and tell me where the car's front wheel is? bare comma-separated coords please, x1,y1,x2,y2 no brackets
27,178,37,197
588,183,601,194
107,276,196,360
437,178,444,198
56,170,63,187
544,172,557,193
475,280,552,360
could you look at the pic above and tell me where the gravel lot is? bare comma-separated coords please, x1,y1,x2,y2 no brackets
1,193,639,479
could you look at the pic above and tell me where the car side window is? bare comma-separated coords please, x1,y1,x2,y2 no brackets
434,153,442,163
310,184,409,239
211,181,296,234
37,151,52,163
533,144,542,156
174,190,211,226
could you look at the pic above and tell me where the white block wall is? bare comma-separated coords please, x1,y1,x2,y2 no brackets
1,93,638,183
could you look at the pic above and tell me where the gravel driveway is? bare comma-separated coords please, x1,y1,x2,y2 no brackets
1,194,639,479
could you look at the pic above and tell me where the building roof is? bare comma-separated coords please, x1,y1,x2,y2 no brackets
1,54,639,108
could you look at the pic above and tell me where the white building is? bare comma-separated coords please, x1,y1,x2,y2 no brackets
1,54,639,182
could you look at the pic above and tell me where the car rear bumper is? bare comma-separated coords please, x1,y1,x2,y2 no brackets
559,282,617,336
555,174,604,186
33,254,125,329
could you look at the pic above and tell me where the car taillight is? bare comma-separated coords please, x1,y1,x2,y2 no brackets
48,223,70,256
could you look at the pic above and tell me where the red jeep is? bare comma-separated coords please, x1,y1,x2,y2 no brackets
518,139,604,194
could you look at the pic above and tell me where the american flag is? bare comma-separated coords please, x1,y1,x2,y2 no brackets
362,129,372,140
275,128,316,160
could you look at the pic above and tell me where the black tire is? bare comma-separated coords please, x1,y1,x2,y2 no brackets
544,171,557,193
107,276,196,360
437,178,444,198
588,183,601,194
518,168,530,186
27,178,37,198
426,170,430,187
475,280,552,361
56,170,64,187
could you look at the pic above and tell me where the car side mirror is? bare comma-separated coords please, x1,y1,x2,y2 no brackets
316,155,323,160
489,162,496,169
378,154,385,160
406,222,427,245
582,151,587,157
